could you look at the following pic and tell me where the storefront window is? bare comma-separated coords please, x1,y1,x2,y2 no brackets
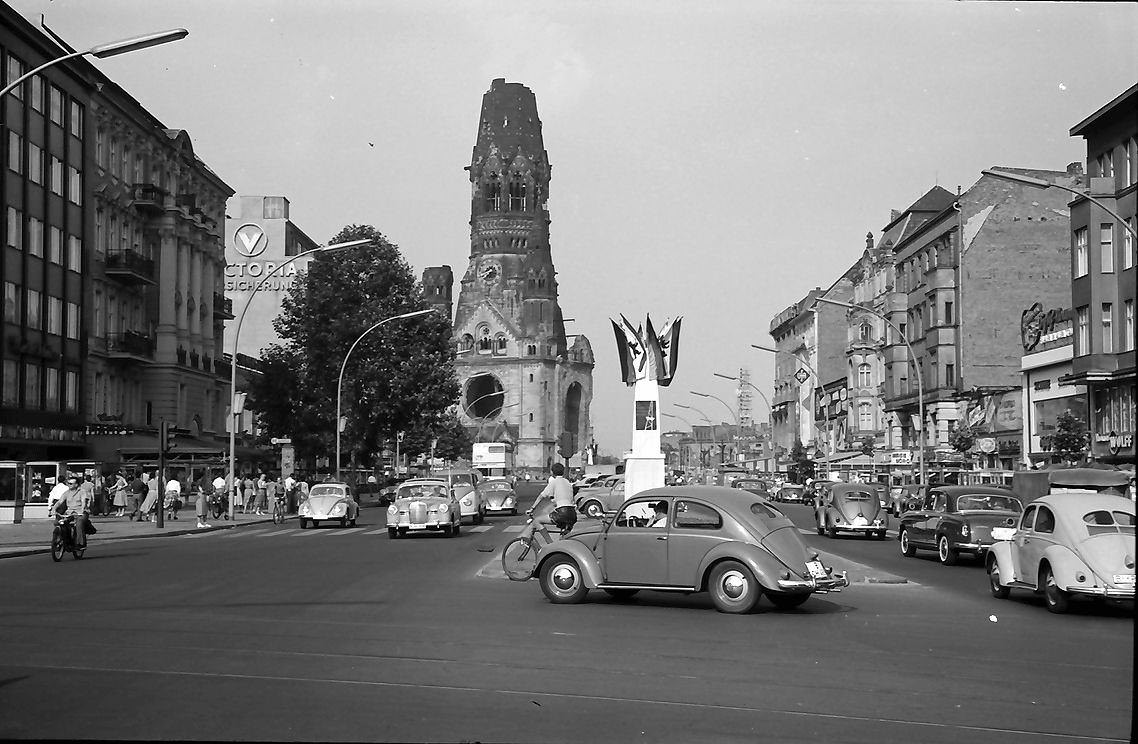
1034,396,1088,436
0,463,24,502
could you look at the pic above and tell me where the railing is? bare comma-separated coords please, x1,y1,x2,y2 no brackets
130,182,166,207
105,249,155,279
107,331,154,357
214,358,232,378
213,293,233,317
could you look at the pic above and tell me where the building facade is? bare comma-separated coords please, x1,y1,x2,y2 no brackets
1065,84,1136,467
1020,301,1085,465
424,79,593,472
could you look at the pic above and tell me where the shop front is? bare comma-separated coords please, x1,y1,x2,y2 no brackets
1089,379,1135,466
0,423,88,523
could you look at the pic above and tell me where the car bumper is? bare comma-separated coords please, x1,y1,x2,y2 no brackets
391,521,448,530
951,541,991,554
831,523,885,532
1066,585,1135,599
776,572,850,593
485,505,515,513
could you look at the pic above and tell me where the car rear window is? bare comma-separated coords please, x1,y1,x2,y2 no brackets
750,502,783,519
310,485,345,497
843,492,873,501
1083,510,1136,536
957,494,1022,512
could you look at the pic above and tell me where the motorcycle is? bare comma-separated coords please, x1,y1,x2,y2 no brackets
50,514,87,562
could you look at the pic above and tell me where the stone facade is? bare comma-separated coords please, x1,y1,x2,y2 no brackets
424,79,593,471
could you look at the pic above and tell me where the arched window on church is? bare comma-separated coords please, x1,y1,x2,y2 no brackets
484,172,501,212
508,172,527,211
459,334,474,352
527,270,537,289
494,334,508,355
526,344,537,356
537,270,547,289
477,327,492,353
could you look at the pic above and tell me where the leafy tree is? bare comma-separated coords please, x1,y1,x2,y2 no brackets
789,438,815,484
1049,409,1088,464
246,225,459,470
949,423,978,455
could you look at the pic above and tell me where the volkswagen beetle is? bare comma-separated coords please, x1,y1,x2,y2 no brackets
532,485,849,613
731,478,770,497
440,469,486,524
898,486,1022,565
481,478,518,516
814,483,888,539
986,492,1135,613
385,478,462,538
298,483,359,529
575,475,625,518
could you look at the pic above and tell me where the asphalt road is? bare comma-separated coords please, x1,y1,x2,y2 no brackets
0,488,1131,743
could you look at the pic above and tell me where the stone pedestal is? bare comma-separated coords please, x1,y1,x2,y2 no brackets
626,378,665,498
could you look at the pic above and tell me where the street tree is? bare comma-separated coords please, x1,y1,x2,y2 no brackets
246,225,459,469
1049,409,1088,464
949,424,978,455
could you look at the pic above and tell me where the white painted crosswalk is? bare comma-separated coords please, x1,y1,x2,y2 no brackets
178,519,529,542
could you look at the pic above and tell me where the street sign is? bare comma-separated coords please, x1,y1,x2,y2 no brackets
270,437,291,445
794,368,810,384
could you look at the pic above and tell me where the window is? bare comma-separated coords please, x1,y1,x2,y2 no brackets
1123,301,1134,352
1098,151,1113,179
1034,506,1056,534
1074,228,1088,277
945,363,955,386
858,403,873,430
93,291,104,337
6,54,25,100
64,370,79,412
858,363,872,387
484,173,501,211
29,74,43,112
508,174,527,211
23,363,40,408
674,501,722,529
68,166,82,205
48,226,62,264
69,100,83,138
47,296,62,335
7,131,21,174
1129,137,1137,186
48,85,64,125
26,289,41,330
6,207,20,249
263,196,287,219
67,235,82,271
65,301,80,339
1100,224,1114,273
1075,306,1089,355
1124,219,1135,270
3,282,17,322
27,142,42,184
95,210,106,255
50,156,63,195
1101,303,1113,354
2,359,17,406
27,217,43,257
944,301,953,325
45,368,59,410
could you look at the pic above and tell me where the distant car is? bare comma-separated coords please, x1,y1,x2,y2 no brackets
814,483,888,539
298,483,359,529
775,484,806,504
385,478,462,538
890,484,927,516
481,478,518,516
987,492,1135,613
867,483,889,511
576,475,625,518
731,478,770,497
532,486,849,613
898,486,1022,565
439,469,486,524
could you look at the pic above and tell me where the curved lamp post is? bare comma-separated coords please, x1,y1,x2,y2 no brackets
981,169,1137,240
474,401,519,443
713,371,774,424
0,29,189,100
663,412,694,472
751,343,830,457
228,238,370,520
811,296,926,487
335,309,434,480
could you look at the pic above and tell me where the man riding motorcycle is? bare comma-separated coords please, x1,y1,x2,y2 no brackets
50,475,91,550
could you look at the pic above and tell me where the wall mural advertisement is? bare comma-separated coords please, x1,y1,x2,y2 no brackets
966,391,1023,433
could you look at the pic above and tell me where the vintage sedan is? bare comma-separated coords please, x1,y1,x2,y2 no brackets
575,475,625,518
814,483,888,539
298,483,359,529
731,478,770,497
987,492,1135,613
385,478,462,538
775,484,806,504
440,469,486,524
481,478,518,516
898,486,1022,565
533,486,849,613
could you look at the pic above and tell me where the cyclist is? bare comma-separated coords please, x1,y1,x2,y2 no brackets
50,475,91,550
529,462,577,536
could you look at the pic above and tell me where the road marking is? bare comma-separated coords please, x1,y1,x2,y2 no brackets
468,525,492,533
362,528,388,535
223,529,270,538
503,525,525,533
328,528,355,536
256,529,299,538
296,529,331,536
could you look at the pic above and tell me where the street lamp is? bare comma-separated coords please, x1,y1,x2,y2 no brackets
692,390,739,466
674,402,713,426
713,372,774,425
227,238,370,521
335,308,434,480
981,169,1137,240
751,343,830,457
0,28,189,100
474,402,519,443
811,296,926,487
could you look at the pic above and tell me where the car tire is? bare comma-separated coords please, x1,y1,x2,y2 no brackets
767,592,810,610
1042,565,1069,614
511,508,518,516
708,560,761,614
443,523,454,537
339,518,347,528
583,501,603,519
299,519,308,529
987,556,1010,599
937,534,959,566
540,556,589,604
387,527,398,539
602,588,640,600
826,523,838,538
900,528,916,557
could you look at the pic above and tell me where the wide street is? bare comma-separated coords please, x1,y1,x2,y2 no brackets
0,486,1131,743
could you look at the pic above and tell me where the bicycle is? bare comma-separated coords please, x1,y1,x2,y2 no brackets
50,514,86,562
501,509,573,581
272,495,287,525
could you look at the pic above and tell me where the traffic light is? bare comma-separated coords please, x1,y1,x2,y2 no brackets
160,421,176,453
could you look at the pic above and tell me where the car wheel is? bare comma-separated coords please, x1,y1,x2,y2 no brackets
583,501,603,519
475,511,484,525
299,519,308,529
443,523,454,537
540,557,589,604
708,560,761,614
511,508,518,516
987,556,1010,599
1042,565,1069,614
937,534,959,566
900,528,916,557
602,588,640,600
339,518,347,528
876,530,887,540
826,523,838,538
387,527,398,539
767,592,810,610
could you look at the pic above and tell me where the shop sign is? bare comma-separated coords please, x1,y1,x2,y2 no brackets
997,438,1021,455
0,424,85,443
978,437,997,454
1098,431,1134,456
1021,303,1073,352
84,424,135,436
886,451,912,465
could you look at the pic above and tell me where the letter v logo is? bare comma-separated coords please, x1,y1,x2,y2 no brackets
234,224,267,257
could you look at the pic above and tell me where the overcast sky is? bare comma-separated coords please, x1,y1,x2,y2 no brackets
10,0,1136,455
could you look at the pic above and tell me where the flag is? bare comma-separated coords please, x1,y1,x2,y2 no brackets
611,318,645,386
643,315,665,382
619,314,649,382
655,315,682,386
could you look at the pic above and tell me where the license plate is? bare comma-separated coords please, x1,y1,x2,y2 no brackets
1113,574,1135,585
852,516,868,526
806,560,828,579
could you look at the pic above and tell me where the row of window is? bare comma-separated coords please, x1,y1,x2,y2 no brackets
896,241,954,294
1074,300,1135,356
4,53,84,138
1073,221,1137,277
1092,137,1138,188
5,132,83,204
0,358,79,411
2,282,81,338
483,172,529,212
1093,383,1134,444
4,208,83,269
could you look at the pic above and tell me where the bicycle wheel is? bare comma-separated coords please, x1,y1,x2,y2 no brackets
501,537,538,581
50,527,64,562
273,503,284,525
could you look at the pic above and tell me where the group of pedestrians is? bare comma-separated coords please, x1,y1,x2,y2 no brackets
230,473,308,516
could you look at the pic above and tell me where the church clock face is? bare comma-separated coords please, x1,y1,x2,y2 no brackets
480,262,500,283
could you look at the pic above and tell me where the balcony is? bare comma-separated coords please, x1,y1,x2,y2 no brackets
214,357,232,378
104,249,156,286
213,293,234,319
106,331,154,361
130,183,166,214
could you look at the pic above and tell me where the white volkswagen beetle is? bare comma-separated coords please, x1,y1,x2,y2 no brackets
298,483,359,529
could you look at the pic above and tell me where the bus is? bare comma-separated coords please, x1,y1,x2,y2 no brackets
472,442,514,480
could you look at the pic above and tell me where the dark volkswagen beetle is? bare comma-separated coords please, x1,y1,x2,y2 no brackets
814,483,888,539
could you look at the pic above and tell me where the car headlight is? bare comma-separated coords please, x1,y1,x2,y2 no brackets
387,505,397,515
462,497,472,506
299,504,309,515
438,503,449,513
331,504,345,515
504,498,514,505
961,523,970,538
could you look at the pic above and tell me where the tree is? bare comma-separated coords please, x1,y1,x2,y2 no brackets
789,438,815,484
246,224,460,469
949,424,978,456
1049,409,1088,464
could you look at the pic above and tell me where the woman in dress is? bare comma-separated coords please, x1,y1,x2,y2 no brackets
242,476,255,514
112,470,129,517
232,473,245,513
254,474,268,515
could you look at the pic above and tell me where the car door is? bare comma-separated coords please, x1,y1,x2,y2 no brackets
1016,504,1056,587
920,491,948,545
666,500,729,588
601,499,668,585
1011,504,1038,584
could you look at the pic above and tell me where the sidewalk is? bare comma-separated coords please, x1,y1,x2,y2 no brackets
0,493,388,560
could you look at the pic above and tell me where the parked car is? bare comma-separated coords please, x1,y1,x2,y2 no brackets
775,484,806,504
481,478,518,516
731,478,770,497
898,486,1022,565
576,475,625,518
439,469,486,524
532,486,849,613
814,483,888,539
889,484,928,515
298,483,359,529
986,492,1135,613
867,483,889,511
385,478,462,538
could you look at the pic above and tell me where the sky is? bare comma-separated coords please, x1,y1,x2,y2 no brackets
8,0,1136,455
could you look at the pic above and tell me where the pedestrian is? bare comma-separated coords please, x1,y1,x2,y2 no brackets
242,476,255,514
111,470,129,517
212,471,227,517
128,470,146,521
284,472,297,513
195,474,211,529
92,473,108,516
79,474,95,515
164,473,182,520
255,474,269,515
